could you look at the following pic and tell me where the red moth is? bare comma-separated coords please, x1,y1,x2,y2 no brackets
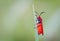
35,11,45,35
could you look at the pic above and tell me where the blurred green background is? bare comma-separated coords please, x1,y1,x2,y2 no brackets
0,0,60,41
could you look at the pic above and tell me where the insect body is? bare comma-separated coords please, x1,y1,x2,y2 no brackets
35,11,45,35
37,15,43,35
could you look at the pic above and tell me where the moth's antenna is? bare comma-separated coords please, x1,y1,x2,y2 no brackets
40,12,45,15
35,11,39,15
35,11,45,16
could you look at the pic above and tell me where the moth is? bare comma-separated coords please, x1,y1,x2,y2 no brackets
35,11,45,35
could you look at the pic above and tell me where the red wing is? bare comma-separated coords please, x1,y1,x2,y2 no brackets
37,23,43,35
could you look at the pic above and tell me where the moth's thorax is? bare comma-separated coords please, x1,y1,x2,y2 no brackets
37,16,42,24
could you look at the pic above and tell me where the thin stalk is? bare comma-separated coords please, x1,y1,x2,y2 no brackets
32,4,39,41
